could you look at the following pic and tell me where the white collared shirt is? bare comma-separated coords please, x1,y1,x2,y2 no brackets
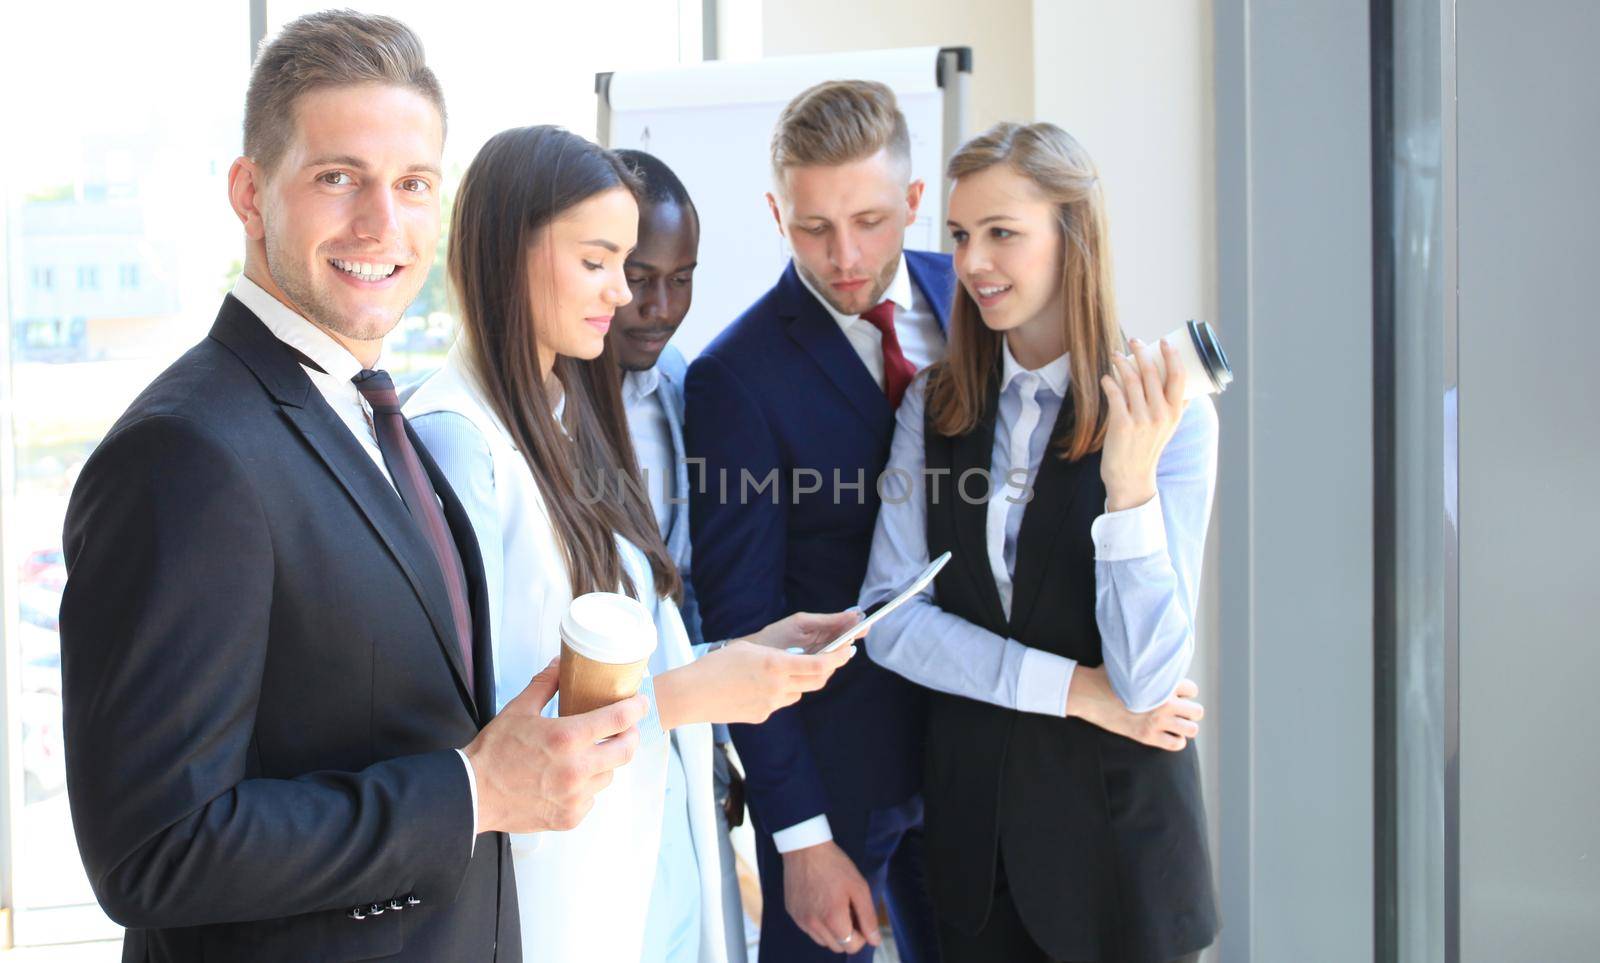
622,366,675,536
229,275,396,493
230,274,481,848
794,254,945,382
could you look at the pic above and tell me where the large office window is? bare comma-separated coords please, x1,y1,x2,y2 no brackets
0,0,250,945
1,0,694,946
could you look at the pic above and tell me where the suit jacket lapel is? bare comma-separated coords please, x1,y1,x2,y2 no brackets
278,402,478,720
209,298,479,721
906,250,955,337
413,423,494,722
779,265,895,439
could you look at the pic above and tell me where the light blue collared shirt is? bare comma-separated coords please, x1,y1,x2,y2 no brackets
623,366,676,536
860,342,1219,716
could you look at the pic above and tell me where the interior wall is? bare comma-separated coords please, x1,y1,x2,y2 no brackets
1031,0,1217,344
758,0,1034,136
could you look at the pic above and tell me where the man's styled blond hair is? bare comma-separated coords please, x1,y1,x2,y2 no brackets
244,9,445,176
770,79,912,185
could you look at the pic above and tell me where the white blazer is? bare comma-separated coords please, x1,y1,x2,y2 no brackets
406,348,726,963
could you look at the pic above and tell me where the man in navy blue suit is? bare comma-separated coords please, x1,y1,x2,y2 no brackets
685,80,954,962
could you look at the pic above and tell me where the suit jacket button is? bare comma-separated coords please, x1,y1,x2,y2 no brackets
367,903,385,916
389,899,406,912
348,907,367,921
406,895,422,907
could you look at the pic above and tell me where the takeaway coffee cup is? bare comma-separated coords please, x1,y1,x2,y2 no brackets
1125,320,1234,401
557,592,657,717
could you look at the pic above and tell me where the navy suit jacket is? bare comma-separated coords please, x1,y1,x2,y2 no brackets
685,250,955,839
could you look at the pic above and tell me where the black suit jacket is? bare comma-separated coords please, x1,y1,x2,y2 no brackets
59,296,519,962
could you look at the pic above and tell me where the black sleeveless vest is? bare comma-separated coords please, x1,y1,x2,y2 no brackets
920,373,1218,962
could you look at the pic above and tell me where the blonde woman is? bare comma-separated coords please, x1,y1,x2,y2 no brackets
859,123,1218,962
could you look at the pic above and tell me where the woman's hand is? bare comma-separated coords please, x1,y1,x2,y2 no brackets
1066,665,1204,751
745,609,865,654
1100,338,1187,512
655,639,856,729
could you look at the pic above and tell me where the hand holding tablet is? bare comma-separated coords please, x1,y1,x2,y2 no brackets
787,552,952,655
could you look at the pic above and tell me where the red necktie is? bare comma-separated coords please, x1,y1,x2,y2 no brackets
353,369,475,695
861,300,916,409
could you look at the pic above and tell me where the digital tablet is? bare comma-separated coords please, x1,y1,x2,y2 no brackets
815,551,952,654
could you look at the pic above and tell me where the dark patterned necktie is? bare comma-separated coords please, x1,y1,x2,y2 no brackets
861,300,916,409
352,369,474,693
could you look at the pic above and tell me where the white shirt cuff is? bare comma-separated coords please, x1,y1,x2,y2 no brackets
1018,646,1078,717
456,748,479,856
1091,493,1168,560
772,815,834,853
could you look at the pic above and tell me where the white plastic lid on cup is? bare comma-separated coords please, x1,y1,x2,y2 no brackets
560,592,657,665
1137,320,1235,401
1181,320,1233,394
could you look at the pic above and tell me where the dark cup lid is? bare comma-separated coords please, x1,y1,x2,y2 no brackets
1186,320,1234,394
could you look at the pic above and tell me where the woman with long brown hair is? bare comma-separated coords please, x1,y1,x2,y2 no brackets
859,122,1219,962
405,125,859,962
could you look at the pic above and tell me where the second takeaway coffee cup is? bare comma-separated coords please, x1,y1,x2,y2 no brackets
1125,320,1234,401
558,592,657,717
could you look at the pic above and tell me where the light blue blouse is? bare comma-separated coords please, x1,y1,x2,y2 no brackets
860,348,1219,717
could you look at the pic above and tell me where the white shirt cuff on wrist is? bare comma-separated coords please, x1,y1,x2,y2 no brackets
456,748,479,856
772,815,833,853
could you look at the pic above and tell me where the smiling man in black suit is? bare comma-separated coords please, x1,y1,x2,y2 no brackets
58,11,644,961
